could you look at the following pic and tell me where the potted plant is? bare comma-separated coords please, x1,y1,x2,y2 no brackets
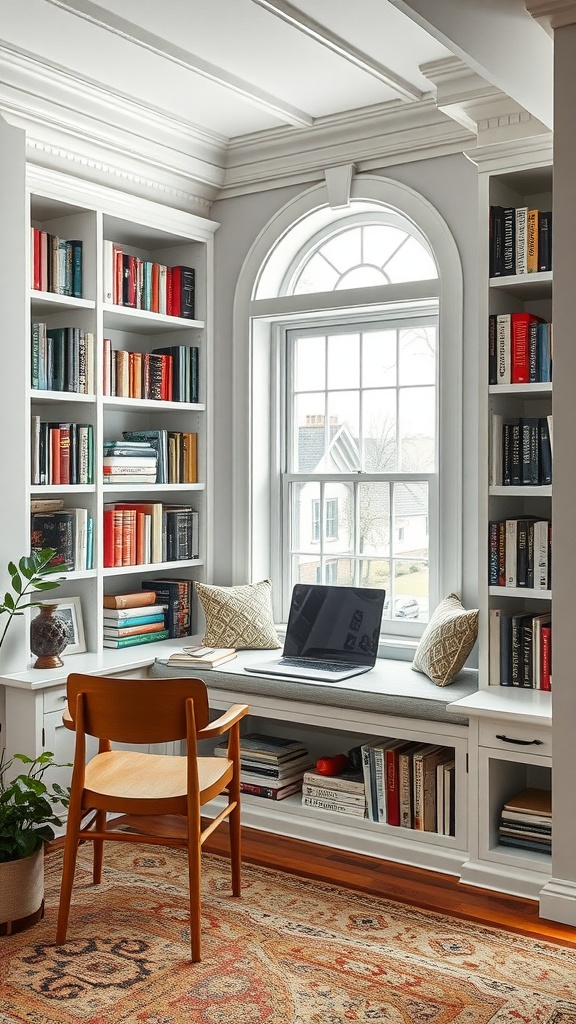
0,548,69,934
0,751,69,933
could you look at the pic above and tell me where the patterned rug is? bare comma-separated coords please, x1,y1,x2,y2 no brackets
1,845,576,1024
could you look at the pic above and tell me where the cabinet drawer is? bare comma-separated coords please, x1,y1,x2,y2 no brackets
43,686,68,715
479,720,551,757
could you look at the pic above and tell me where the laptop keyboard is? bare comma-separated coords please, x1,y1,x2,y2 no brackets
279,657,353,673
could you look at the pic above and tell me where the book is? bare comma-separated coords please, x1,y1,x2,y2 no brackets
241,780,302,800
302,768,365,795
216,733,308,760
301,795,366,816
301,782,365,806
511,314,543,384
103,629,169,648
166,647,237,668
103,621,167,638
237,757,312,782
412,745,449,831
103,591,157,610
101,604,166,620
496,314,511,384
503,788,551,817
103,613,165,629
140,578,192,638
398,742,426,828
385,739,415,827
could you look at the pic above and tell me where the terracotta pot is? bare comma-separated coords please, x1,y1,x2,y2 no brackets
0,848,44,935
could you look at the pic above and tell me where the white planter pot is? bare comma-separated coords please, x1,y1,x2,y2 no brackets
0,848,44,934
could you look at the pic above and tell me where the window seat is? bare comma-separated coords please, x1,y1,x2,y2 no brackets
149,649,478,726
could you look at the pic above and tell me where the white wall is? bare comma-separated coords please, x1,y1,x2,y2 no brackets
211,152,479,614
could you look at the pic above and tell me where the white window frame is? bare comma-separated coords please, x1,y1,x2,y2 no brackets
230,174,463,648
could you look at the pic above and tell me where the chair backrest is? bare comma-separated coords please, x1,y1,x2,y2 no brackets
66,673,211,745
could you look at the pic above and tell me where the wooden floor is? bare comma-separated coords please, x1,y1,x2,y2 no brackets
50,815,576,948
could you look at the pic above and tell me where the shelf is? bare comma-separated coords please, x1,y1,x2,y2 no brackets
489,486,552,497
102,483,204,494
103,303,204,333
30,291,96,314
488,586,551,599
489,272,552,299
448,687,551,725
30,484,96,494
29,390,96,404
103,396,205,413
102,559,203,577
488,383,552,395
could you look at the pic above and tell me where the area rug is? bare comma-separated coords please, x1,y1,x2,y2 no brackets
1,845,576,1024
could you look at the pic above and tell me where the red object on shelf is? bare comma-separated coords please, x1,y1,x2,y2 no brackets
315,754,350,776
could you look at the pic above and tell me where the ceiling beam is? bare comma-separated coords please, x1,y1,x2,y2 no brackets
44,0,314,127
251,0,423,101
387,0,553,128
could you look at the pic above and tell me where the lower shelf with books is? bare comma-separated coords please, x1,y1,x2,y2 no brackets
201,696,469,878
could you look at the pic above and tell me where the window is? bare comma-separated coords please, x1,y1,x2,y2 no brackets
232,173,463,642
286,310,437,627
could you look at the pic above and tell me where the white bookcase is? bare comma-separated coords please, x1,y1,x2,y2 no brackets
451,144,554,900
0,119,218,775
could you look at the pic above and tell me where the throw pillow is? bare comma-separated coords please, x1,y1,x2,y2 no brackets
194,579,282,650
412,593,479,687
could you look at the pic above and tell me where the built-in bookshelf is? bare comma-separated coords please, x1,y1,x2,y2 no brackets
449,149,554,902
0,121,218,675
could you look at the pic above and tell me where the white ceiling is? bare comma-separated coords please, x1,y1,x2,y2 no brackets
2,0,550,140
0,0,553,208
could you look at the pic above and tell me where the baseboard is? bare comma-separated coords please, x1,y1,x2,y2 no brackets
539,878,576,927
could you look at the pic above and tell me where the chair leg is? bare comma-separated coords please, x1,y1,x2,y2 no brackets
56,799,84,945
187,813,202,962
230,798,242,897
93,810,106,884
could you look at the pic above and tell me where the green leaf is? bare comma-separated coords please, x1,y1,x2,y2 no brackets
3,592,14,609
33,581,61,591
18,557,34,580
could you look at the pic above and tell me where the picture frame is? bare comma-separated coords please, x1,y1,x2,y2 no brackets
30,596,86,655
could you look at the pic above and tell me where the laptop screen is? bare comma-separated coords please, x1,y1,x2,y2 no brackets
282,584,386,666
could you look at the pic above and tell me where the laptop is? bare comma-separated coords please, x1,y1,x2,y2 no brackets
246,583,385,682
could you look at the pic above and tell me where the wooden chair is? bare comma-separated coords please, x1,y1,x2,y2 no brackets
56,672,249,961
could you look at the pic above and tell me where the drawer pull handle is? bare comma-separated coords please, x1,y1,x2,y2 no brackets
495,734,543,746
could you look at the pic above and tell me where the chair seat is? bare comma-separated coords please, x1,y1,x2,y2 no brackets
84,750,232,802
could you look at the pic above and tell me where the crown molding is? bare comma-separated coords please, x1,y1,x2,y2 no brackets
421,56,549,146
526,0,576,33
463,132,553,175
250,0,423,102
0,43,225,215
221,98,473,198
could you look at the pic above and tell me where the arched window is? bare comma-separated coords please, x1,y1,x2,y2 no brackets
231,175,462,646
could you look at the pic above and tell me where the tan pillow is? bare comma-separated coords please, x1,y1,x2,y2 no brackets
194,579,282,650
412,593,478,686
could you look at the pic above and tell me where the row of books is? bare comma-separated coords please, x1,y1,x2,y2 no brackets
31,419,94,486
103,242,195,319
488,313,552,385
31,323,95,394
489,206,552,278
488,517,551,590
214,733,312,801
102,583,193,646
498,788,551,854
103,501,199,567
31,506,94,572
489,608,551,689
30,228,83,297
103,341,199,403
490,415,552,487
361,738,455,834
109,430,198,485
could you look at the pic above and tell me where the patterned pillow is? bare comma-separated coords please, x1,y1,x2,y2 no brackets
194,579,282,650
412,593,479,687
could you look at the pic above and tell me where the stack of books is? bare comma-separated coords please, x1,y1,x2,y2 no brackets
498,787,551,855
103,590,169,648
360,738,456,834
214,733,311,801
103,439,158,485
301,766,366,817
165,646,237,668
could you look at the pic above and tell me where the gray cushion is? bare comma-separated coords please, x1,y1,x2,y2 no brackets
149,652,477,725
